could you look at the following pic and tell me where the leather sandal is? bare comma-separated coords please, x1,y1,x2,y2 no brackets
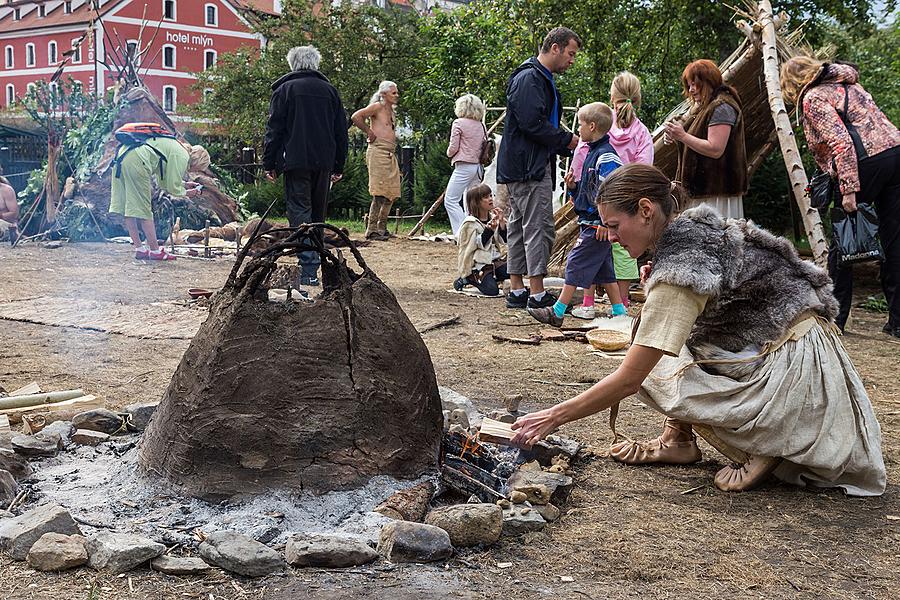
713,455,782,492
610,418,702,465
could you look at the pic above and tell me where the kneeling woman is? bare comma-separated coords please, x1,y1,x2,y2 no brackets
455,184,508,296
512,164,885,495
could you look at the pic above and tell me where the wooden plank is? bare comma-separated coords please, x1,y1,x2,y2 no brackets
4,395,101,424
9,382,40,396
477,417,521,448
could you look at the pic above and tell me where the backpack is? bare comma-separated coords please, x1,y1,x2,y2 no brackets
479,123,496,167
112,122,176,179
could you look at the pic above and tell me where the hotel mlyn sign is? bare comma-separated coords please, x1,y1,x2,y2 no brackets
0,0,279,115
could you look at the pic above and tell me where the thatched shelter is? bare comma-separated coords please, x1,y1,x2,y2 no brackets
77,87,240,234
549,0,828,273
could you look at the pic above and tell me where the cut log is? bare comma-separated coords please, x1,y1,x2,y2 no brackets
373,481,435,522
4,395,101,424
0,389,85,411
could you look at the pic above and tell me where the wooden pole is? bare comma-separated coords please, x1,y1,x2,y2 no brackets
407,193,445,238
757,0,828,267
204,219,211,258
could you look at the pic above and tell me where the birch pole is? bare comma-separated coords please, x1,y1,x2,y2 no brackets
757,0,828,267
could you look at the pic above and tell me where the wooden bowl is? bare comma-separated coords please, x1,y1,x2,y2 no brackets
188,288,213,299
586,328,630,351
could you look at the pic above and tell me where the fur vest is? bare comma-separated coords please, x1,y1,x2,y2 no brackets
676,89,748,197
646,206,838,354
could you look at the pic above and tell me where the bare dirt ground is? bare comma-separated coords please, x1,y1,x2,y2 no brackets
1,237,899,600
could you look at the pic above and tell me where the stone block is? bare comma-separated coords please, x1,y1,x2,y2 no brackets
377,521,452,563
26,533,88,571
87,532,166,573
0,504,81,560
424,503,502,547
198,530,285,577
285,533,378,568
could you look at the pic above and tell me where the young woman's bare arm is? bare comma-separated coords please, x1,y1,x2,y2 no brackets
511,344,665,447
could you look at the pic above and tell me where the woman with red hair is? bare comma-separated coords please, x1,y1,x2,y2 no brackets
665,59,748,219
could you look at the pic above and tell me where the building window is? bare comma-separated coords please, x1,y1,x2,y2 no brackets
39,5,46,18
163,0,176,21
26,44,35,67
5,84,15,108
65,1,72,14
204,50,216,70
48,41,58,65
163,86,176,112
14,8,21,21
4,46,12,69
205,4,218,26
71,40,82,64
162,45,176,69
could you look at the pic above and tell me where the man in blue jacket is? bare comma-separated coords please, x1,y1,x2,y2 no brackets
264,45,348,287
497,27,581,309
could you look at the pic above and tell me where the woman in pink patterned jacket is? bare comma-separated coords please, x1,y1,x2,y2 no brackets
782,56,900,337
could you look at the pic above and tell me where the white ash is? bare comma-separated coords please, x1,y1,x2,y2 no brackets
21,437,434,549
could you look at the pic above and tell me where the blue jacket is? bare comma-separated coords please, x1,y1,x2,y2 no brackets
573,135,622,223
496,57,574,184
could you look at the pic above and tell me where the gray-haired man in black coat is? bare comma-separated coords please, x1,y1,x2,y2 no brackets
264,45,348,287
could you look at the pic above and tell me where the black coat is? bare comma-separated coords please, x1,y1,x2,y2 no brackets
263,70,349,175
496,57,573,184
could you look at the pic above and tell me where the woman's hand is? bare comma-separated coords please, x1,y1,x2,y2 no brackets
564,171,577,190
595,226,608,241
640,261,653,284
842,192,858,213
510,406,561,448
664,120,686,142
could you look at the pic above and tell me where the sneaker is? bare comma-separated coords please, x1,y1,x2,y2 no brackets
299,276,320,287
571,305,596,320
134,247,150,260
526,292,558,309
148,248,176,261
453,277,467,291
528,306,564,327
506,289,529,309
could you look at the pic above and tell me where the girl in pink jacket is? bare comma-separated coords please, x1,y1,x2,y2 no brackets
608,71,653,307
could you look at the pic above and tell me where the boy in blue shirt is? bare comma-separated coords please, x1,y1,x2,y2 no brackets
529,102,625,326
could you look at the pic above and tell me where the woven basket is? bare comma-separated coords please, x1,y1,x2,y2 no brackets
586,328,630,351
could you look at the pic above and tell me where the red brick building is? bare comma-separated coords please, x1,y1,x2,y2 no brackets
0,0,279,115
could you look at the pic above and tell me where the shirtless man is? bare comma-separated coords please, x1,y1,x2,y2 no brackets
351,81,401,240
0,175,19,244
